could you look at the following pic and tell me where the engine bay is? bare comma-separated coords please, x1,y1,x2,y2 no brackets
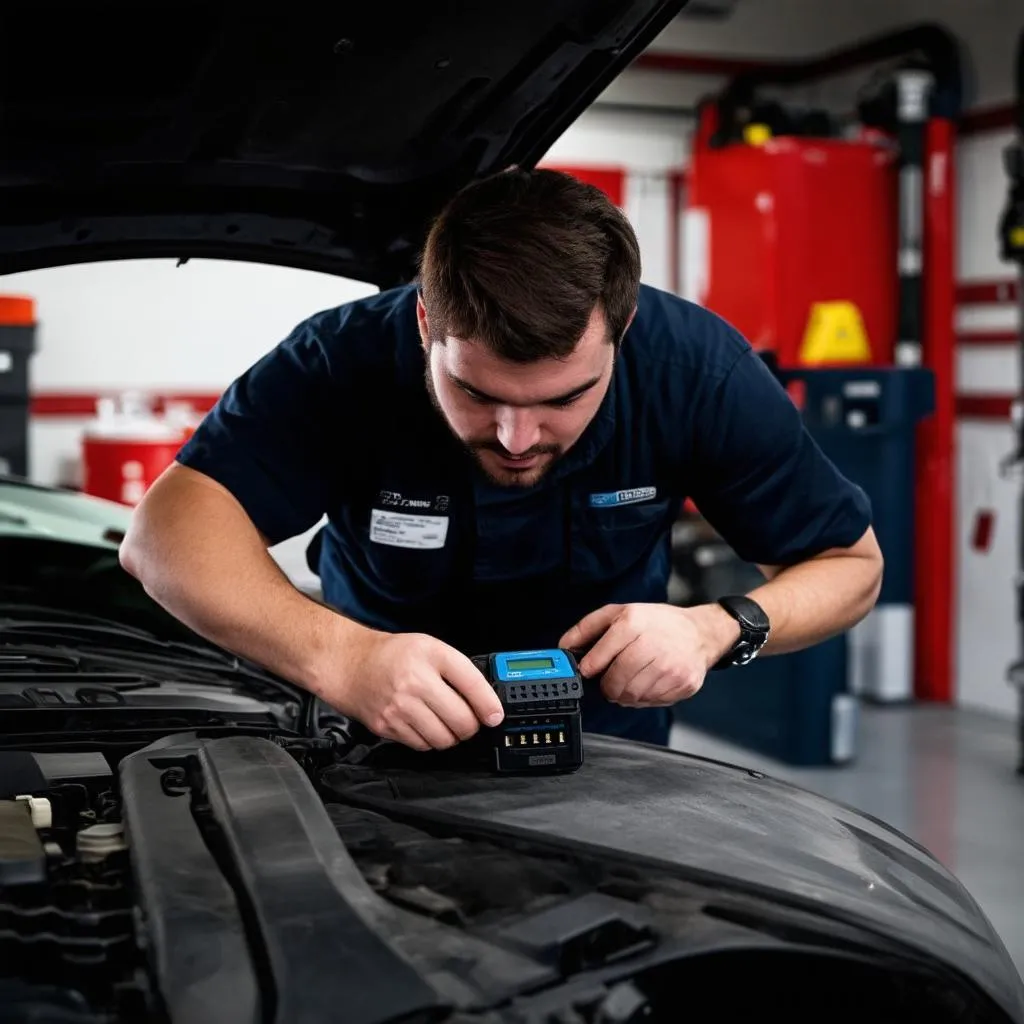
0,729,1012,1024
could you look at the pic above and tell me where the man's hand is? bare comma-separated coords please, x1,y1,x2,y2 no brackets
320,631,505,751
559,603,740,708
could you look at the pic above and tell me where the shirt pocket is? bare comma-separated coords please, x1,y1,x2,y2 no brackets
569,497,675,586
359,506,460,603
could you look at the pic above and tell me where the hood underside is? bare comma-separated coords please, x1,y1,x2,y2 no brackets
0,1,686,286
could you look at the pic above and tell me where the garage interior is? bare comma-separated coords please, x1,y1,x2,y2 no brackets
1,0,1023,988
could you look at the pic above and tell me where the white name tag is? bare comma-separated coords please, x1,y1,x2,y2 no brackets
370,509,449,550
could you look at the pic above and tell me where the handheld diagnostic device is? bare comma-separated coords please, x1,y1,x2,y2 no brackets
470,648,584,774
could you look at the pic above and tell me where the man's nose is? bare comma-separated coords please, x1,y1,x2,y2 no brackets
495,406,541,454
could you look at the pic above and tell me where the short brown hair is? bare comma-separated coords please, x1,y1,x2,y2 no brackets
419,167,642,362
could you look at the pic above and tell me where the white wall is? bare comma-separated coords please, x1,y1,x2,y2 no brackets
954,127,1021,717
20,259,375,391
5,259,376,487
956,125,1019,718
956,420,1020,717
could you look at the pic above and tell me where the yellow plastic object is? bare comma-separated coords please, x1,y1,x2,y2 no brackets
799,301,873,365
744,123,772,146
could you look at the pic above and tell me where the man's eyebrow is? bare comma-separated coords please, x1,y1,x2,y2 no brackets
447,372,603,406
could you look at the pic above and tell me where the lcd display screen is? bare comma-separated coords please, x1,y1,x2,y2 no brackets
506,657,555,671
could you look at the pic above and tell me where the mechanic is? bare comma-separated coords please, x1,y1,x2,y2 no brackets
119,167,884,750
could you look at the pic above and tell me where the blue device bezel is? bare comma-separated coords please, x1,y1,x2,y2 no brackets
493,649,575,682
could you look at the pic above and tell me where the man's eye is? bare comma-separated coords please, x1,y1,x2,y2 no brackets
548,394,583,409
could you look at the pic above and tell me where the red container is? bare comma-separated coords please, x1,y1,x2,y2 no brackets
684,131,899,367
82,436,183,506
81,396,186,506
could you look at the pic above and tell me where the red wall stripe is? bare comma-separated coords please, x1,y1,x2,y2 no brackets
960,103,1017,137
954,274,1021,420
956,279,1020,305
31,392,221,417
957,330,1020,346
956,395,1016,419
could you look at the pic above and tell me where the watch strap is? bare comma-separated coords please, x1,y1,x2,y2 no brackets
711,595,770,670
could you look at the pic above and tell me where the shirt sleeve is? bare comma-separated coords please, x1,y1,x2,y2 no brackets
175,314,346,546
686,344,873,568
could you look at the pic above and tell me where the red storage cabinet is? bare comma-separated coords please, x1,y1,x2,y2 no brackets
685,134,899,367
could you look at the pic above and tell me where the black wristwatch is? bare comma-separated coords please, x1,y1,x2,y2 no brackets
711,595,770,670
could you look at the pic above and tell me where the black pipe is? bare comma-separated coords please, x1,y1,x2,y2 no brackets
712,22,964,145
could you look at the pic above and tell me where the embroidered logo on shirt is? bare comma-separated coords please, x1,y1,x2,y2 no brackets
377,490,450,513
588,486,658,508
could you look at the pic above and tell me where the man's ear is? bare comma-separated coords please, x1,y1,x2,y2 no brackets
416,293,431,353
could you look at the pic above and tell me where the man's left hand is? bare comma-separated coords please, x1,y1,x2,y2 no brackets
558,603,741,708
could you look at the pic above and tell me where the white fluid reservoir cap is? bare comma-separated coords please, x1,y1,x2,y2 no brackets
77,822,127,862
15,795,53,829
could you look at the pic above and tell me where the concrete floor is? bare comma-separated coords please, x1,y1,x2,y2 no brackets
671,704,1024,973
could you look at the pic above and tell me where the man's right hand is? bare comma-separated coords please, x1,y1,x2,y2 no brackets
324,631,505,751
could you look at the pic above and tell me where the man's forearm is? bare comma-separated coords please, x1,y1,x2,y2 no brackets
749,527,884,655
686,527,883,666
119,464,377,697
133,540,365,694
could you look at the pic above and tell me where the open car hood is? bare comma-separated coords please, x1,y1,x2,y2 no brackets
323,735,1024,1022
0,1,685,286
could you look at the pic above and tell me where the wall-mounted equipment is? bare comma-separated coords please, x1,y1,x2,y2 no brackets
674,25,962,763
0,296,37,479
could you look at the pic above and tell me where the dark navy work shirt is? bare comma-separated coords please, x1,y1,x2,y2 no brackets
176,283,871,743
